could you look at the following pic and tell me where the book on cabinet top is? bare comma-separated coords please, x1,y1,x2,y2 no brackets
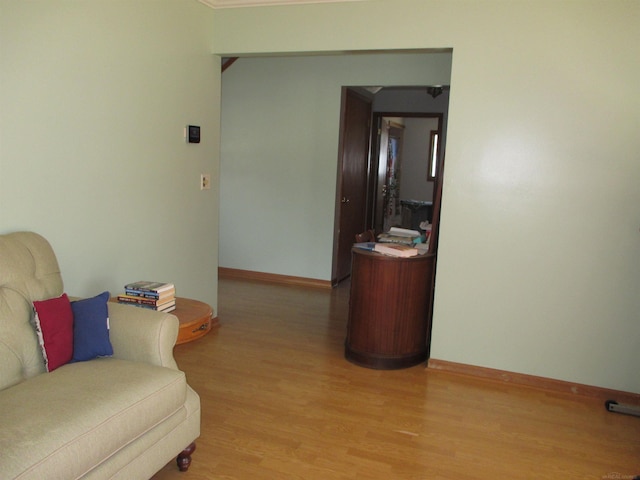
353,242,376,252
116,294,175,307
123,288,175,300
124,281,175,293
373,243,419,258
376,233,415,245
119,300,176,313
387,227,421,238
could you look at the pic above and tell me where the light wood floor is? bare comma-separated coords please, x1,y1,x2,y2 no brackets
153,278,639,480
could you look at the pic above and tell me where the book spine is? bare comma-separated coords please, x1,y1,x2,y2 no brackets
117,295,170,306
124,282,175,293
124,289,175,300
122,302,176,311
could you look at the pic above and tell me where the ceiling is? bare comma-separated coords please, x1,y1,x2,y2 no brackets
199,0,364,8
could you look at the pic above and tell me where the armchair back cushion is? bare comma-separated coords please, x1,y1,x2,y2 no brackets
0,232,64,390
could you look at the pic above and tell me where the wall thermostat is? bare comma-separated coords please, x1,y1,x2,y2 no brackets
187,125,200,144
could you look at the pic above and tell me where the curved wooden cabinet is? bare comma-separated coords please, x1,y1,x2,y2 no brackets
345,248,435,369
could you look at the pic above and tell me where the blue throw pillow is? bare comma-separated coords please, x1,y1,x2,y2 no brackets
71,291,113,362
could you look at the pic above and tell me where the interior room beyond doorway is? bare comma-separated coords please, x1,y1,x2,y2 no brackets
219,52,453,284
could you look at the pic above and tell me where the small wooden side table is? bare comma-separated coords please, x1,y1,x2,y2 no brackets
111,296,216,345
173,297,216,345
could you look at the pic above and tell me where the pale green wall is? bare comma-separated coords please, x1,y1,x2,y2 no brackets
213,0,640,393
220,53,451,279
0,0,220,310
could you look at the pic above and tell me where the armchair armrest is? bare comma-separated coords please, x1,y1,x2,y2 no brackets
108,302,179,369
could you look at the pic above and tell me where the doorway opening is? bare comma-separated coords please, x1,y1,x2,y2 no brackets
331,86,450,285
218,51,452,287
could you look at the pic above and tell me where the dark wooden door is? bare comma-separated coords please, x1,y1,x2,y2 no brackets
331,88,372,284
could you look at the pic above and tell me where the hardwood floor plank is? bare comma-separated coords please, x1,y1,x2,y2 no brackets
152,278,639,480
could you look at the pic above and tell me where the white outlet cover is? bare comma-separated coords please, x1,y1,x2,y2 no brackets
200,173,211,190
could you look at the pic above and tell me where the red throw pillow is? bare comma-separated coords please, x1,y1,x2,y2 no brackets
33,293,74,371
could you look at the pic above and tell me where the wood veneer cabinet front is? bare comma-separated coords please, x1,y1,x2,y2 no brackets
345,248,435,369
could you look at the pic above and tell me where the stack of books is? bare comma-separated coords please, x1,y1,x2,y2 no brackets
377,227,423,245
353,226,431,258
117,281,176,312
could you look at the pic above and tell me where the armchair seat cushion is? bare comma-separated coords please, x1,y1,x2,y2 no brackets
0,358,187,480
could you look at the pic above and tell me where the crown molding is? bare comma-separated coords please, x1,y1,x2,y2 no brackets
199,0,364,9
